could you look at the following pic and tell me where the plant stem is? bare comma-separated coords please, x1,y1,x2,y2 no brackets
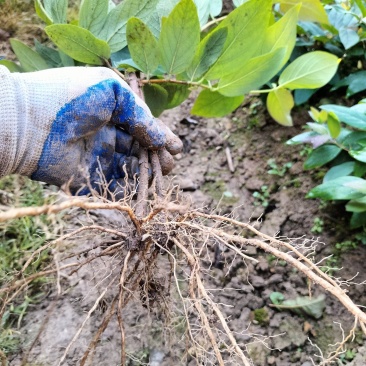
141,78,210,89
249,88,276,94
201,15,227,31
104,59,126,80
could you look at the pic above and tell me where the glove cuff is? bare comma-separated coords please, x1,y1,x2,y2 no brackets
0,65,54,177
0,66,20,177
0,65,65,176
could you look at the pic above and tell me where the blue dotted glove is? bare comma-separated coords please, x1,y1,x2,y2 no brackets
0,66,182,195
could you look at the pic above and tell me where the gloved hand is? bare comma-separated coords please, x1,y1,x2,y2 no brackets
0,66,182,195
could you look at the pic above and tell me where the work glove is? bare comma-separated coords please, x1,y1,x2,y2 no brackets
0,66,182,196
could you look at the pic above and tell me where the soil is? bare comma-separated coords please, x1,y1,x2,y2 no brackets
4,96,366,366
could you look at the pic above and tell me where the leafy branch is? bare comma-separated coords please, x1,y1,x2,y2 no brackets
4,0,340,123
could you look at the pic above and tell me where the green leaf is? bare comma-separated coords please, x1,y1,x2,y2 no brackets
309,106,320,121
332,71,366,98
318,110,328,123
261,4,299,68
209,0,222,17
278,51,340,90
126,18,159,76
266,88,294,126
43,0,68,24
346,197,366,213
343,179,366,194
350,212,366,229
187,27,228,81
161,83,191,109
34,0,53,25
59,51,75,66
349,148,366,163
111,47,139,69
158,0,200,75
327,112,341,138
108,0,116,11
193,0,210,27
217,48,286,97
79,0,109,35
0,60,22,73
34,40,62,68
339,28,359,50
323,162,355,182
10,39,49,72
274,295,326,319
45,24,111,65
233,0,248,7
278,0,329,24
270,292,285,305
307,176,366,200
146,0,180,39
354,161,366,177
191,89,244,117
306,122,328,135
321,105,366,131
294,88,317,105
99,0,159,53
286,131,318,145
143,83,168,117
304,145,341,169
204,0,272,79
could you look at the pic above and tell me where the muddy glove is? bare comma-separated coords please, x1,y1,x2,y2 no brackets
0,66,182,195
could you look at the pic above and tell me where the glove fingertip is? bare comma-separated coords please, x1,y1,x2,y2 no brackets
165,136,183,156
154,119,183,155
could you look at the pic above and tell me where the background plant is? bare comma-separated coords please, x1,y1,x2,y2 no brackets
288,99,366,228
294,0,366,103
0,0,340,127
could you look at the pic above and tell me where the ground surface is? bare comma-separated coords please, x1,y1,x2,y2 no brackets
4,97,366,366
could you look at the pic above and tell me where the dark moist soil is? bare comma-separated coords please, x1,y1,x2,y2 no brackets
7,96,366,366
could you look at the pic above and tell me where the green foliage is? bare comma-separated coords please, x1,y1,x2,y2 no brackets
266,88,294,126
270,291,326,319
35,0,68,25
217,48,286,97
278,0,329,24
142,83,168,117
252,185,270,208
311,217,324,234
191,90,244,118
126,17,159,76
158,0,200,75
187,27,227,81
339,349,357,362
205,0,272,80
98,0,159,53
4,0,339,121
294,0,366,104
288,100,366,228
45,24,111,65
265,51,340,125
267,158,293,177
10,39,49,72
79,0,109,35
278,52,340,90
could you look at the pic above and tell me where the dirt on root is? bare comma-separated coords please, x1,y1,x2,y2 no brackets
4,96,365,366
